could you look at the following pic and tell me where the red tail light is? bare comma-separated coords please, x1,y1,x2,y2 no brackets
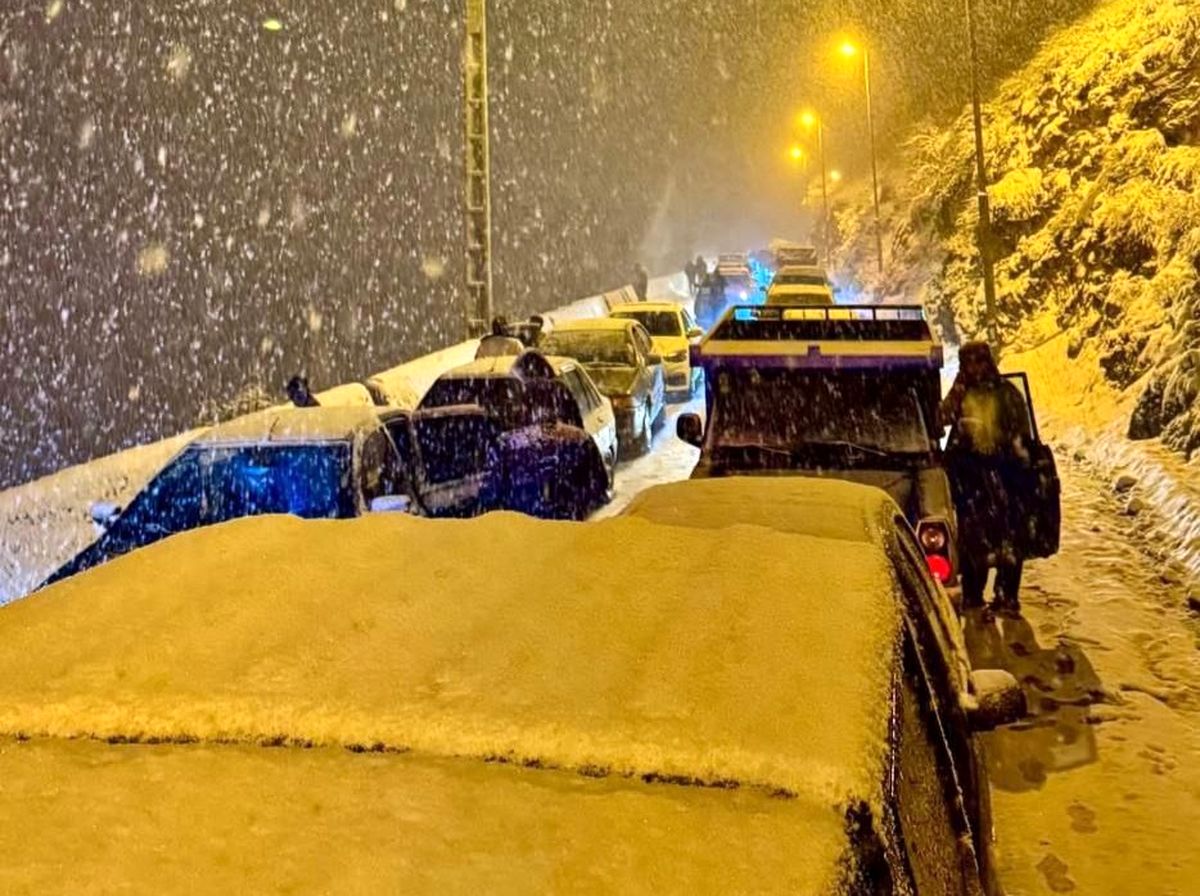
925,553,953,584
917,519,954,585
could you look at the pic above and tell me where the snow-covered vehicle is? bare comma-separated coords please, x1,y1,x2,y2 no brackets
538,318,666,457
766,265,836,306
40,406,463,588
610,301,705,400
623,475,1026,894
2,510,1024,893
771,240,820,267
420,351,617,519
677,305,961,586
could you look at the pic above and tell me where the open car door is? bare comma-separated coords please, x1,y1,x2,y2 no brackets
1005,372,1062,559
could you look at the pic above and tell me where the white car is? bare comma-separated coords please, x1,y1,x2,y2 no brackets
609,301,704,399
766,265,835,306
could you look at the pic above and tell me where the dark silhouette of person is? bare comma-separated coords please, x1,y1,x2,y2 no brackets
632,263,650,301
476,315,525,359
941,341,1033,612
286,375,320,408
693,256,708,294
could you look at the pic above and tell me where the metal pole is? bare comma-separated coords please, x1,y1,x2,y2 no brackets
863,49,885,281
817,119,831,269
966,0,999,345
463,0,494,339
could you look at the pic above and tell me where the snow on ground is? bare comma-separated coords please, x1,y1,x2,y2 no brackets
971,333,1200,895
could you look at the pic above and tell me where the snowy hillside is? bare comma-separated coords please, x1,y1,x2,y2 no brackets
838,0,1200,455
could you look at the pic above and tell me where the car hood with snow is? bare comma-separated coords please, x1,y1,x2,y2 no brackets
0,512,902,892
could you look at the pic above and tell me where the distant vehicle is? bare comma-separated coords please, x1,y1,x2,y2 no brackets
771,241,820,267
10,506,1022,894
610,302,705,400
677,305,961,586
623,476,1026,895
420,352,617,519
717,252,749,268
539,319,666,456
42,407,429,587
766,265,836,306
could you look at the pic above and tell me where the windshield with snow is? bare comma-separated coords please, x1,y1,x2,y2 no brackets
539,331,637,367
710,369,934,460
613,311,683,338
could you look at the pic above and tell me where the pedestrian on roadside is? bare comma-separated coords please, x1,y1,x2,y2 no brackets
693,256,708,295
684,259,697,294
476,315,525,359
286,375,320,408
940,341,1033,613
633,263,650,302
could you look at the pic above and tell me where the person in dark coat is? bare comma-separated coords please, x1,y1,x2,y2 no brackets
632,263,650,302
941,341,1033,612
286,375,320,408
476,315,525,359
693,256,708,294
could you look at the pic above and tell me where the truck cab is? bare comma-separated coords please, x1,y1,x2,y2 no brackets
676,304,960,586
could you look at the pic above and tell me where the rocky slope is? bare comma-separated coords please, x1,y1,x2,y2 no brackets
833,0,1200,455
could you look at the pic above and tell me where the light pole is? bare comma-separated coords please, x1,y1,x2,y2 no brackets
463,0,494,339
965,0,999,344
840,41,884,281
801,111,832,269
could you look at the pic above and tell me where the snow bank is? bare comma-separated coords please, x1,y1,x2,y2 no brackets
0,737,844,894
0,512,899,811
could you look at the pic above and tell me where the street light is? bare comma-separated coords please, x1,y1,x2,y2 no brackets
964,0,999,344
789,144,805,163
799,109,833,269
839,39,884,281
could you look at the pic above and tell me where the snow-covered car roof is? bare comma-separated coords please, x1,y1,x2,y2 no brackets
189,406,385,447
611,301,685,314
438,352,578,380
551,317,641,334
0,513,903,890
623,476,903,546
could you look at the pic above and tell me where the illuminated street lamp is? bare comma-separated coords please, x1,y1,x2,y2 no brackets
799,110,832,268
789,144,805,164
830,169,843,184
839,40,884,280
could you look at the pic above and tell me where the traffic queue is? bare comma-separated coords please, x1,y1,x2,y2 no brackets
20,246,1064,895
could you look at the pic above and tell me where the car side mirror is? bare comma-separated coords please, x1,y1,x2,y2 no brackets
966,669,1027,732
677,413,704,448
687,327,703,339
369,494,414,515
89,501,122,530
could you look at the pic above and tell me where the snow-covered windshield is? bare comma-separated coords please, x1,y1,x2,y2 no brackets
108,443,354,545
711,369,934,456
540,331,637,367
613,311,683,338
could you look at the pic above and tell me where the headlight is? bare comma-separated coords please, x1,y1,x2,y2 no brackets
666,350,689,364
610,395,637,410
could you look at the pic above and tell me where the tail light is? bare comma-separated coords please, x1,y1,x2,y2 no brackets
917,519,954,585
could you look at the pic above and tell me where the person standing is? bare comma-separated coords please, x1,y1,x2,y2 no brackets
940,341,1033,613
286,375,320,408
632,263,650,302
476,316,526,359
